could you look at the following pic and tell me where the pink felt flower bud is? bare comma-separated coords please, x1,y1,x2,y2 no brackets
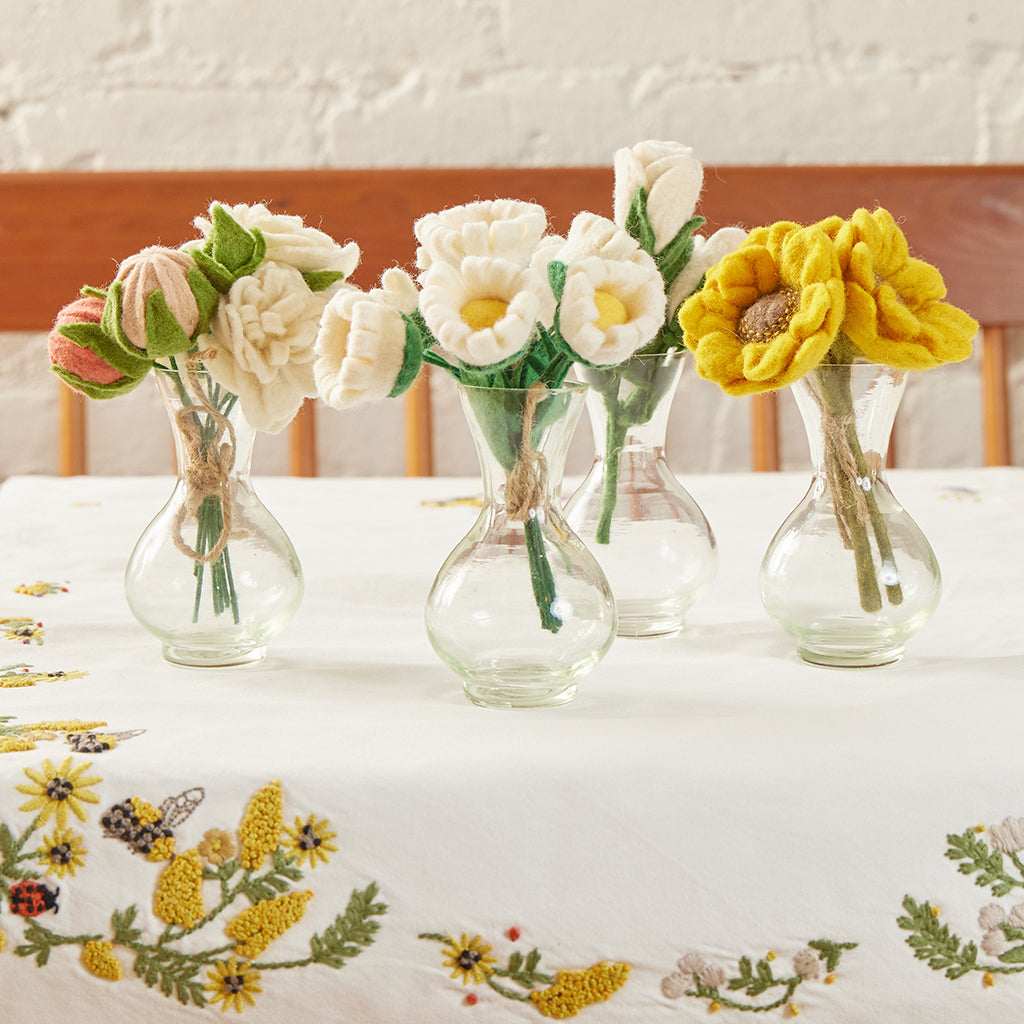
48,295,125,386
115,246,200,350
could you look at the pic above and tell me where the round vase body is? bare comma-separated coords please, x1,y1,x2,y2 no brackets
124,365,303,667
425,383,616,709
759,363,941,667
566,352,717,638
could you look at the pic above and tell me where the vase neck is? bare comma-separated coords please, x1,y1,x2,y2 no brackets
155,365,255,485
793,363,906,478
578,352,685,458
459,383,585,515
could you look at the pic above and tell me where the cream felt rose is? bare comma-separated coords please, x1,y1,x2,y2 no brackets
193,202,360,277
613,140,704,253
314,269,421,409
414,199,548,272
419,256,552,367
202,262,333,432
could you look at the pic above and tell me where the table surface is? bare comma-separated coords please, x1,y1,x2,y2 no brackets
1,469,1022,1023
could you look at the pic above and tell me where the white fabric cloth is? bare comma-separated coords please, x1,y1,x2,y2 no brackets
1,470,1022,1022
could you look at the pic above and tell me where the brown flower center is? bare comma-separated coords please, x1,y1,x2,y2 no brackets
737,288,799,343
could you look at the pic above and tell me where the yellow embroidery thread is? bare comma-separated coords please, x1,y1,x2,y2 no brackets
239,780,283,870
225,890,313,958
153,849,205,927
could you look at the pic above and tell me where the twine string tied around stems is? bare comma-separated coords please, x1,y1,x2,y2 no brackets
505,381,549,522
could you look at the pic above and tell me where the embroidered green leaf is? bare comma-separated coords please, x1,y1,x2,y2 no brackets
112,904,144,944
898,895,990,979
808,938,859,972
308,882,387,969
946,829,1023,896
999,945,1024,965
238,846,304,903
133,946,207,1007
492,946,553,991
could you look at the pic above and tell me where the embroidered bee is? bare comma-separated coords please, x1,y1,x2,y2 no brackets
8,878,60,917
101,787,205,857
66,728,146,754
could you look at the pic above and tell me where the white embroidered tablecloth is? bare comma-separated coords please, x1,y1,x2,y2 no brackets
0,469,1022,1023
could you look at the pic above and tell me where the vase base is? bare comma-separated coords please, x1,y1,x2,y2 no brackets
617,616,684,639
162,643,268,669
796,642,904,669
463,678,578,709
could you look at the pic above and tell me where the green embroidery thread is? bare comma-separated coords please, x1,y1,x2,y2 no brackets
900,818,1024,984
661,940,857,1015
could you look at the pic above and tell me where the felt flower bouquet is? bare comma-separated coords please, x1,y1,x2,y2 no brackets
679,208,978,619
313,190,683,633
48,203,356,646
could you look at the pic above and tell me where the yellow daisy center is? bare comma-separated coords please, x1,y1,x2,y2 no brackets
737,288,799,343
460,298,508,330
593,290,628,331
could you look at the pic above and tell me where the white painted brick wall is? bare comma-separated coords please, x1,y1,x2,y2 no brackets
2,0,1021,478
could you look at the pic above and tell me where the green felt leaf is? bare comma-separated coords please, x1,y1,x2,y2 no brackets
56,321,152,378
187,263,220,336
51,364,145,399
188,247,235,293
302,269,348,292
208,204,257,272
624,186,656,254
547,259,567,304
144,289,195,357
656,214,706,287
388,315,426,398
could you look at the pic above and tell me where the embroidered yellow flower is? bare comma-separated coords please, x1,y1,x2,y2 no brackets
0,737,35,753
38,827,87,878
198,828,237,866
442,933,498,985
239,780,284,870
282,813,338,869
225,890,312,959
529,961,631,1018
818,207,977,369
16,757,102,828
679,222,845,395
81,939,122,981
153,848,206,927
205,958,263,1013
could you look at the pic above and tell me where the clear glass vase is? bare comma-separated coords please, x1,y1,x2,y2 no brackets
566,351,717,638
759,362,941,667
124,363,304,667
425,382,616,709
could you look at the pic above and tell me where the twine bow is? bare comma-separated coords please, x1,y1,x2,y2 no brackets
504,381,549,521
820,404,870,546
171,359,236,564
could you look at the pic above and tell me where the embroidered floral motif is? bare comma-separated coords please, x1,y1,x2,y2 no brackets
0,618,45,645
421,930,631,1017
81,939,122,980
14,581,69,598
37,827,87,878
661,941,857,1015
239,780,284,870
0,665,87,688
5,776,387,1011
0,717,113,756
282,813,338,869
15,757,101,828
205,957,263,1012
198,828,237,866
899,816,1024,983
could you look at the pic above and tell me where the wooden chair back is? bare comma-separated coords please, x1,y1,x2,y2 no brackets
2,165,1020,474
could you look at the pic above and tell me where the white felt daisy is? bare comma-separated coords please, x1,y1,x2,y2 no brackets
194,202,360,276
613,140,704,253
314,270,420,409
203,261,332,432
556,212,652,268
556,253,666,366
419,256,551,367
414,199,548,272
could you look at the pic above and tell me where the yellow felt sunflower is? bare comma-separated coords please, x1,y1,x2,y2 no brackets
818,207,978,369
678,222,846,395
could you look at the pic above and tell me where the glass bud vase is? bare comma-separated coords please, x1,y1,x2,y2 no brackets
124,363,304,667
565,351,717,638
425,382,616,709
759,362,941,667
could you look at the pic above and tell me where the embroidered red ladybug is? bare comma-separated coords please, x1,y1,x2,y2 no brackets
8,879,59,917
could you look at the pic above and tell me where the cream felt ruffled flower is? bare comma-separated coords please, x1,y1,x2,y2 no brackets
613,140,704,253
419,256,552,367
314,269,419,409
415,199,548,271
558,211,653,267
665,226,748,314
203,261,332,432
193,202,360,276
